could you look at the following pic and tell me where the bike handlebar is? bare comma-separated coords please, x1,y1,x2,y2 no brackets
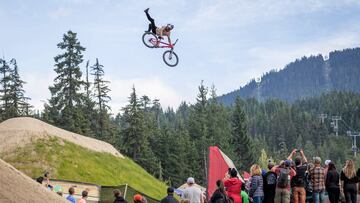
173,39,179,46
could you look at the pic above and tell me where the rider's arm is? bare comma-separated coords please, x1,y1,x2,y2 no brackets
167,35,171,45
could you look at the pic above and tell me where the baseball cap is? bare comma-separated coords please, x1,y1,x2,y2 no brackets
187,177,195,184
134,194,142,202
325,160,331,166
284,160,291,167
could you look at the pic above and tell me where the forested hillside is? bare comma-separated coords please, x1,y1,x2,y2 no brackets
218,48,360,105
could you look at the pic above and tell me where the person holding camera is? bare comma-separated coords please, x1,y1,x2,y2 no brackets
289,149,308,203
271,154,296,203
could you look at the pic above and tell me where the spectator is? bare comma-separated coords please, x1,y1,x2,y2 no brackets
78,190,88,203
309,157,325,203
305,164,313,203
241,184,249,203
134,194,143,203
324,160,331,182
36,176,44,184
113,189,127,203
210,180,228,203
325,162,339,203
224,168,242,203
290,149,308,203
272,158,296,203
249,164,263,203
66,187,76,203
161,187,179,203
263,160,277,203
182,177,203,203
340,160,358,203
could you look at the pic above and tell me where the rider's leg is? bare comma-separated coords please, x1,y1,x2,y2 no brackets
145,12,157,34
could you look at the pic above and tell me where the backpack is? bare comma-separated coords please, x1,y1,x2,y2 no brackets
265,172,277,186
292,165,307,187
277,168,290,188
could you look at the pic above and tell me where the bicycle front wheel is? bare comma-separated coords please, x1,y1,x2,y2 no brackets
142,32,158,48
162,50,179,67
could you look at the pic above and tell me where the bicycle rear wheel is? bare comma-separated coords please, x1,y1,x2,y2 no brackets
142,32,158,48
163,50,179,67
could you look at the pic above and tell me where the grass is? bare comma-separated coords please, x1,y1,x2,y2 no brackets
1,137,167,200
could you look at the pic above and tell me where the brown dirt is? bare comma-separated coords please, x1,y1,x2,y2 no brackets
0,117,123,158
0,158,68,203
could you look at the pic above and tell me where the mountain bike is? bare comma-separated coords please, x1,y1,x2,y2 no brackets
142,32,179,67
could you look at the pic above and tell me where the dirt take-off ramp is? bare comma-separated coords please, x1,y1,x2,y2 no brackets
0,158,69,203
0,117,123,158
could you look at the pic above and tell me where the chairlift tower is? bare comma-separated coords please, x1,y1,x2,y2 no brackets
347,131,360,157
331,116,341,136
318,114,327,123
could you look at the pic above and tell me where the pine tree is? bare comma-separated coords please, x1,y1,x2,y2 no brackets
91,58,111,138
122,86,147,160
8,59,32,117
0,58,12,119
122,86,158,173
46,30,88,133
231,97,257,170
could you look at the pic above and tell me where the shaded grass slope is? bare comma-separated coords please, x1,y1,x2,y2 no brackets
0,137,167,200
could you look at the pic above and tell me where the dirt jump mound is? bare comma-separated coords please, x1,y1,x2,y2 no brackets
0,117,123,158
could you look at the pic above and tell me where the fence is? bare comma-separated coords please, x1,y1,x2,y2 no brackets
42,179,160,203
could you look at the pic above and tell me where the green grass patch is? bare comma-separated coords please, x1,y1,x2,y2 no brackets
1,138,167,200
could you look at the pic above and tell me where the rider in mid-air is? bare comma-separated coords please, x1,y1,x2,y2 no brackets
144,8,174,45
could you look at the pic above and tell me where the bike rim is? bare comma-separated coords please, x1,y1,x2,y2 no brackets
143,34,157,47
164,51,178,66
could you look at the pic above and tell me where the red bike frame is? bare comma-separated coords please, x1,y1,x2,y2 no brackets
150,37,178,49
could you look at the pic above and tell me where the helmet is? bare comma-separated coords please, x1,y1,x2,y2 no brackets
166,24,174,30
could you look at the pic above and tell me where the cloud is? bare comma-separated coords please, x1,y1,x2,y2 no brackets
247,31,360,72
49,7,72,19
183,0,360,32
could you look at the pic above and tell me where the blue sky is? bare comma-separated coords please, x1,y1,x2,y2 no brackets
1,0,360,113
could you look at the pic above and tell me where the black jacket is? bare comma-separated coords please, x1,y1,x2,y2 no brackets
210,189,227,203
160,195,179,203
114,196,128,203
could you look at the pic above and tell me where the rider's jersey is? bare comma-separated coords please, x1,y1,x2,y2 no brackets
156,26,171,37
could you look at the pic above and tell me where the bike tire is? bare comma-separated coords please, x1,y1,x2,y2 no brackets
142,32,158,48
162,50,179,67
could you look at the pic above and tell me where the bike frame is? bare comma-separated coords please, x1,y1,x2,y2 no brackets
150,38,178,49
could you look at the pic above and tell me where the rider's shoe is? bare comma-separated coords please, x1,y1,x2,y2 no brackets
144,8,149,13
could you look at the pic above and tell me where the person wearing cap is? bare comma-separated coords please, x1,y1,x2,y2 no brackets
289,149,308,203
113,189,127,203
309,157,325,203
271,153,296,203
161,187,179,203
263,160,277,203
182,177,204,203
134,194,143,203
324,160,331,182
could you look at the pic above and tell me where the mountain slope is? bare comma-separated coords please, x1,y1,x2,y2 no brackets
218,47,360,105
0,117,167,200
